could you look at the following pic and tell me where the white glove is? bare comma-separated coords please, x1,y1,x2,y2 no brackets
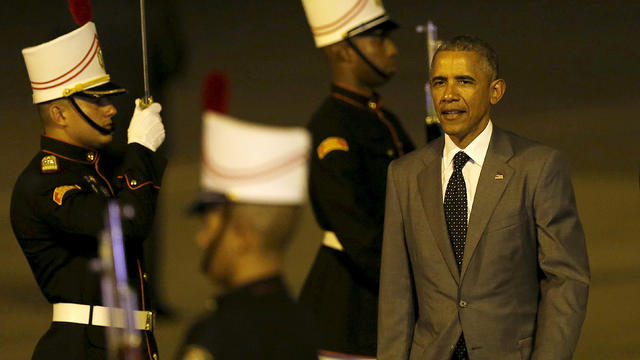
127,99,166,152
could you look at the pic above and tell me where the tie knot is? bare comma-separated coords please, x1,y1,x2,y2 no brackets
453,151,470,171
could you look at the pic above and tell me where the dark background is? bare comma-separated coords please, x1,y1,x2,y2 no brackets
1,1,638,358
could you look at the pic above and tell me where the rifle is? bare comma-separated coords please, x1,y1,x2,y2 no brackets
416,21,443,143
96,201,143,360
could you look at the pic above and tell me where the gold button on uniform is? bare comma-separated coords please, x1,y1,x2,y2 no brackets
143,273,149,281
86,152,95,161
130,179,138,186
152,353,158,360
367,101,377,110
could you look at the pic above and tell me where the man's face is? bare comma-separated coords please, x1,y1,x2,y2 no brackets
430,50,505,148
196,208,237,289
350,30,398,86
64,95,117,149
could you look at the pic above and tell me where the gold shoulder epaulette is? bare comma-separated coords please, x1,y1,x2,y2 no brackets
41,155,59,174
52,185,81,205
317,137,349,160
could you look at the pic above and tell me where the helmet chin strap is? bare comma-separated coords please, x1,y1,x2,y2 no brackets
68,96,114,135
345,37,391,81
200,204,232,275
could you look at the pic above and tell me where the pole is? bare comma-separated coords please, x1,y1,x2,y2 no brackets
140,0,152,106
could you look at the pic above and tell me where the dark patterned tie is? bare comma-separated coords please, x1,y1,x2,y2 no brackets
444,151,470,360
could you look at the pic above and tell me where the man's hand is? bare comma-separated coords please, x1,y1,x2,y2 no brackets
127,99,165,152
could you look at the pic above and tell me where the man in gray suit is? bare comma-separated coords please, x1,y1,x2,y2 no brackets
378,35,590,360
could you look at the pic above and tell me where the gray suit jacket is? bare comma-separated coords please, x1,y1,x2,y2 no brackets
378,126,589,360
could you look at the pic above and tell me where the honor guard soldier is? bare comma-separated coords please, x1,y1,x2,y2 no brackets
299,0,415,357
11,21,166,360
176,109,318,360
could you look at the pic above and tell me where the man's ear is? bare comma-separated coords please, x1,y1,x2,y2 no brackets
326,41,353,64
47,100,70,127
489,78,506,105
231,221,253,253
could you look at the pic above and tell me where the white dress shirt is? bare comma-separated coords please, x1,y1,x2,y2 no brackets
441,121,493,218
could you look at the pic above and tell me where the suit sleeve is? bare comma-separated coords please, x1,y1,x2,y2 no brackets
531,150,590,359
309,133,385,286
36,143,166,241
378,161,415,360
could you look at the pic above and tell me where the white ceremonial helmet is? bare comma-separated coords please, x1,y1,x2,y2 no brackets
301,0,398,48
190,111,311,212
22,21,125,104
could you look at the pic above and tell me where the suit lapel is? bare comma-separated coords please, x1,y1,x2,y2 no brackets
460,127,514,279
418,138,460,284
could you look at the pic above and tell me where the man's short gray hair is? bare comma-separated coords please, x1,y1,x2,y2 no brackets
434,35,499,81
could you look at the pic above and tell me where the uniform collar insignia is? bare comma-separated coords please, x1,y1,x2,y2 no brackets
41,155,59,173
331,83,381,109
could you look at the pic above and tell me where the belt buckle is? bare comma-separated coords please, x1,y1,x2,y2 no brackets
144,311,155,331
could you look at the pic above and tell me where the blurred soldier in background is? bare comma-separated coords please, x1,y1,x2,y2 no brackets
299,0,415,357
176,109,318,360
11,21,166,360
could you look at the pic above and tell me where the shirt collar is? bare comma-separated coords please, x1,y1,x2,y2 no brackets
216,276,286,308
443,120,493,170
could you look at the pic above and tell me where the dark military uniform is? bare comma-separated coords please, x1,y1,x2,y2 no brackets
177,276,318,360
299,83,415,356
10,135,165,360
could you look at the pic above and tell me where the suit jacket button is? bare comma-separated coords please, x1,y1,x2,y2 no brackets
459,300,468,308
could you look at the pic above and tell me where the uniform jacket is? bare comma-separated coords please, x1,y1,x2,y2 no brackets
299,83,414,356
177,276,318,360
10,135,165,360
378,126,590,360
